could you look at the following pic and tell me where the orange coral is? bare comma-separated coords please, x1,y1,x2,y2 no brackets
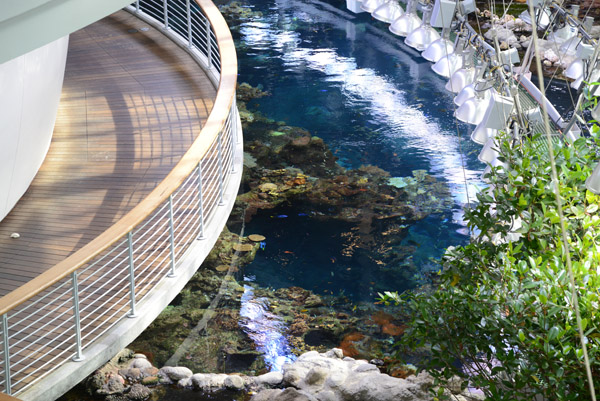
339,332,365,358
381,323,405,336
371,311,394,326
390,366,412,379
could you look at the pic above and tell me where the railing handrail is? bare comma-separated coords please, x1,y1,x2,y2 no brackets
0,0,237,316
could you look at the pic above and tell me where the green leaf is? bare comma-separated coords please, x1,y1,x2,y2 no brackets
518,193,527,207
586,204,598,214
548,326,560,341
519,329,525,342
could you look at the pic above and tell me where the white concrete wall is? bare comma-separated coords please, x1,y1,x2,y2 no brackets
0,35,69,221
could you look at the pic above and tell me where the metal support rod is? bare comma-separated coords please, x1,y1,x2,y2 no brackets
127,232,137,318
168,195,176,277
197,163,205,240
2,314,11,395
71,272,84,362
186,0,193,48
205,17,212,68
135,0,140,13
217,130,225,206
163,0,169,29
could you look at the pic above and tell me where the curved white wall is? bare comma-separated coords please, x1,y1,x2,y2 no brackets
0,35,69,221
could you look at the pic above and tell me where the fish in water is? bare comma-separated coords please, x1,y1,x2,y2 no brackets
330,257,336,263
284,250,294,254
277,215,288,218
298,213,308,217
259,241,266,250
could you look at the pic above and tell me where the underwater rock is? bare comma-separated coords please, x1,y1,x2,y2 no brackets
159,366,193,381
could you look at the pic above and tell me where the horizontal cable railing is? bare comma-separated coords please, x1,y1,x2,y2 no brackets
0,0,239,396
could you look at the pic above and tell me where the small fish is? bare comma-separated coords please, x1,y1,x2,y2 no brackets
301,309,308,312
358,188,368,192
331,271,334,277
346,268,351,271
298,213,308,217
277,214,288,218
370,281,375,285
284,250,294,254
320,89,328,92
330,257,337,263
259,241,266,250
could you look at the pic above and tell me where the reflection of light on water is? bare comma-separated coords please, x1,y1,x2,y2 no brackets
239,278,296,371
239,3,484,225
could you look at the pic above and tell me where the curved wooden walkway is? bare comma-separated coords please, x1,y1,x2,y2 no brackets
0,10,216,298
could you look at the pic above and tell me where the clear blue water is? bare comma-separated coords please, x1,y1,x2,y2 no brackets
229,0,580,369
235,0,486,300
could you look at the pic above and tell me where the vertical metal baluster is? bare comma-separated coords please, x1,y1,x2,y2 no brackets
205,17,212,69
230,107,236,173
197,163,205,240
186,0,193,48
2,314,11,395
135,0,140,13
127,232,137,318
217,130,225,206
71,272,84,362
163,0,169,29
168,195,176,277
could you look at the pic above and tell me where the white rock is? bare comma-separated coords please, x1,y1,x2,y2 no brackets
130,358,153,369
256,371,283,387
543,49,559,63
543,60,553,67
191,373,228,389
177,377,192,387
224,375,245,390
159,366,193,381
133,353,148,359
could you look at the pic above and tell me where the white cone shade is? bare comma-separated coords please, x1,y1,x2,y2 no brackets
454,83,475,106
519,8,551,30
362,0,387,13
560,36,581,56
586,163,600,194
390,12,422,37
565,58,584,81
478,137,500,165
471,122,497,145
571,75,584,90
432,51,463,77
405,24,441,51
372,1,404,23
455,91,490,125
423,35,453,63
446,63,475,93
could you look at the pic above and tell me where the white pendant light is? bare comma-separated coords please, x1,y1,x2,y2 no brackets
389,0,422,37
422,26,453,62
445,46,475,93
432,36,465,78
478,136,500,165
586,162,600,194
454,64,489,106
471,122,497,145
455,89,491,125
362,0,388,13
404,3,440,51
565,43,594,90
372,1,404,23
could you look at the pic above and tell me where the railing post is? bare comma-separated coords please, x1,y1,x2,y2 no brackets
205,17,212,69
163,0,169,29
197,163,205,240
127,232,137,318
135,0,140,13
186,0,193,48
2,314,10,395
168,195,176,277
71,272,85,362
217,130,225,206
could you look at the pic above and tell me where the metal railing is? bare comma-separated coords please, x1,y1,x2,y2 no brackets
0,0,239,395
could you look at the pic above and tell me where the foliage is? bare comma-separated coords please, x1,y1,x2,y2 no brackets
387,130,600,400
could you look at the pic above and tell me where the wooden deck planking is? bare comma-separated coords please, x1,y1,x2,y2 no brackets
0,10,216,299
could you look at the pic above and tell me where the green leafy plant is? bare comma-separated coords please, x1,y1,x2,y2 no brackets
394,129,600,400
